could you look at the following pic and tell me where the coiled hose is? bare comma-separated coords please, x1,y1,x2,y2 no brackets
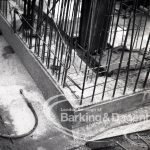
0,89,38,139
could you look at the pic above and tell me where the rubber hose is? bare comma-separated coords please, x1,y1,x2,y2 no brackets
0,89,38,139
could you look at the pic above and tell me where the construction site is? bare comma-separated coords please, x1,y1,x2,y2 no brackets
0,0,150,149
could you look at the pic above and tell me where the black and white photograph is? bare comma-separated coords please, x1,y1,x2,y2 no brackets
0,0,150,149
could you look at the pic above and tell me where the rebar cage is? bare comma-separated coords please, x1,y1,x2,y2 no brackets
0,0,150,106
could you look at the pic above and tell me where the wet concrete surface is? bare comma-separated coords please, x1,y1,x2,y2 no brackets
0,35,86,150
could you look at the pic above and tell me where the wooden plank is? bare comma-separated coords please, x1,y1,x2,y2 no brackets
73,90,150,128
